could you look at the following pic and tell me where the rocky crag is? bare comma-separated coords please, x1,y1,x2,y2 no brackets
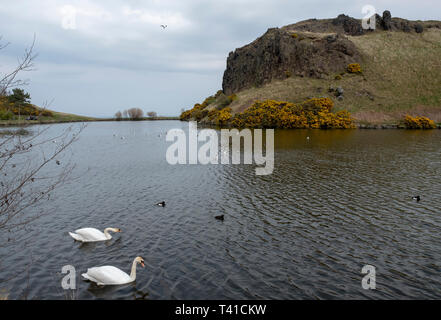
222,10,439,95
182,10,441,126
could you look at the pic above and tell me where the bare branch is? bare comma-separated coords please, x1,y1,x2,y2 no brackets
0,34,37,95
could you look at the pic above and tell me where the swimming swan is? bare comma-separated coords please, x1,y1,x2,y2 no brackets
82,256,145,285
69,227,121,242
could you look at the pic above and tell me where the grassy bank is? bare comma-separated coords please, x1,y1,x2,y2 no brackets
0,113,180,127
0,109,95,126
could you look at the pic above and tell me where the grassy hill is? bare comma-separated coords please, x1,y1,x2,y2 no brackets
226,29,441,124
0,97,96,126
182,14,441,127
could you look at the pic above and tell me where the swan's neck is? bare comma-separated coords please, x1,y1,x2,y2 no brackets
103,228,113,240
129,259,138,281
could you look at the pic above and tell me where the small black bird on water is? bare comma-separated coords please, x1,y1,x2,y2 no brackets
215,215,224,221
56,160,61,165
412,196,421,202
156,201,166,207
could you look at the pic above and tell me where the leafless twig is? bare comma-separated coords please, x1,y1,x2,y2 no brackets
0,34,37,96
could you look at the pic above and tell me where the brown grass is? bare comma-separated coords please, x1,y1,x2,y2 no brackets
353,106,441,124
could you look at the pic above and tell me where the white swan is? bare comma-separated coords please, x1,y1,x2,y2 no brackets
69,227,121,242
82,256,145,285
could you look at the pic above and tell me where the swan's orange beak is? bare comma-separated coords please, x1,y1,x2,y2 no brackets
140,261,145,268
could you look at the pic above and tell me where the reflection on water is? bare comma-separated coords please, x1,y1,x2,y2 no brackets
1,121,441,299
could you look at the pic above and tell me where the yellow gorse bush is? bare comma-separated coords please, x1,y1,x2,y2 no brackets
180,97,355,129
347,63,362,74
180,92,237,121
216,98,353,128
403,115,436,129
0,97,53,117
216,107,232,126
180,103,205,121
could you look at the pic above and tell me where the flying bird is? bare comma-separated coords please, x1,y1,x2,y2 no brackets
160,24,167,29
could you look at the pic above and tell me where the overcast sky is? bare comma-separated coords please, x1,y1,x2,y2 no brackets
0,0,440,117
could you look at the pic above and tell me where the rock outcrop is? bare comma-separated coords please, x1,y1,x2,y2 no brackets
284,10,429,36
222,10,437,95
332,14,364,36
222,29,361,95
382,10,392,30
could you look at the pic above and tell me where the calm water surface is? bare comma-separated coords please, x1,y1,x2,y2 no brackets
1,121,441,299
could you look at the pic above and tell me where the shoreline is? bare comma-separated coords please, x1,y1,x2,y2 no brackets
357,123,441,129
0,117,180,128
1,118,440,129
196,120,441,130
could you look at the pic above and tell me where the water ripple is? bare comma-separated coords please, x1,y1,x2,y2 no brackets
1,123,441,299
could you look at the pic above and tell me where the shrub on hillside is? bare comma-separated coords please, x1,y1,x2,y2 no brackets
403,115,436,129
179,91,239,121
180,95,354,129
1,95,54,118
347,63,362,74
180,103,205,121
215,107,232,126
193,108,209,121
202,96,216,107
228,98,354,129
179,109,193,121
0,109,14,120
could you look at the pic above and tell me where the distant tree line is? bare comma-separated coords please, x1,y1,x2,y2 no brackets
114,109,157,120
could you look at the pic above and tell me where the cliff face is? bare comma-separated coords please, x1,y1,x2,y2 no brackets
222,28,360,95
222,11,440,95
